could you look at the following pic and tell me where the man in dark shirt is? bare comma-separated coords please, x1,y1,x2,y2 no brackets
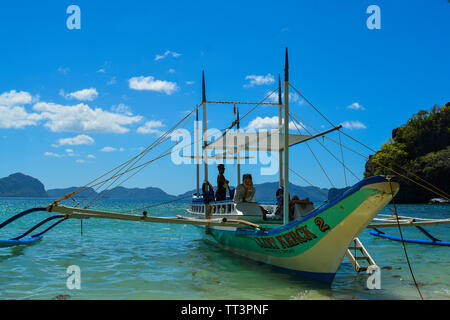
215,164,229,201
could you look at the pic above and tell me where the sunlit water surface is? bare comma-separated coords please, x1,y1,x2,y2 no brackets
0,198,448,300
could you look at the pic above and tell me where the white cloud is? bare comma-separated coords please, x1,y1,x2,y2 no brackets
0,90,33,106
101,146,116,152
137,120,165,135
111,103,132,116
76,159,85,163
33,102,142,133
97,68,106,73
87,154,96,159
53,134,95,147
168,68,175,73
267,90,303,105
155,50,181,61
0,105,42,129
0,90,42,129
129,76,178,95
0,90,141,133
44,151,64,157
60,88,98,101
246,116,298,131
341,121,367,130
244,74,275,88
347,102,365,111
185,81,195,85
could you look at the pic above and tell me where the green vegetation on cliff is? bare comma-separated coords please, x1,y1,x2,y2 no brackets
364,103,449,203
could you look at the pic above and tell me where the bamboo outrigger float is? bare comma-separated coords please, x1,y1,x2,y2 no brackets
1,49,448,286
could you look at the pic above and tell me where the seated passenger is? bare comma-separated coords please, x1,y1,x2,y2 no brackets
275,187,288,216
275,188,312,220
215,164,229,201
202,180,214,203
234,174,268,220
233,174,256,204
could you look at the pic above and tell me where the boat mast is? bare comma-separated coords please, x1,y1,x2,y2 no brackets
283,48,290,225
196,107,200,196
236,107,241,185
202,71,208,186
278,74,283,187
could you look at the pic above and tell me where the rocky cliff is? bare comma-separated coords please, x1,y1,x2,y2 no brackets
364,103,449,203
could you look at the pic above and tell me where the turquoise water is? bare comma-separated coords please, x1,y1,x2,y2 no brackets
0,198,448,300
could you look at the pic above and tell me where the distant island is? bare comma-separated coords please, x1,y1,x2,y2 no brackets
0,172,329,203
364,103,449,203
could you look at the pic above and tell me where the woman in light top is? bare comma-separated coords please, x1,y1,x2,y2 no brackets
234,174,269,220
233,174,256,204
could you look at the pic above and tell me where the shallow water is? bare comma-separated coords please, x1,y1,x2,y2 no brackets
0,198,448,300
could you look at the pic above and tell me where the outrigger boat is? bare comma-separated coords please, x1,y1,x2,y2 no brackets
1,49,448,285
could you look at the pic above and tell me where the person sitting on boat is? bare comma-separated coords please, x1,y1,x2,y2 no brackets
215,164,229,201
234,174,269,220
202,180,214,203
275,186,289,217
234,174,256,204
275,187,312,220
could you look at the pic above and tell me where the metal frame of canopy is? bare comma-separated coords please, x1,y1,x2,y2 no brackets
204,126,342,152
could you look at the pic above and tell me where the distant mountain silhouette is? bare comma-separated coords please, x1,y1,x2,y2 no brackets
46,187,99,199
1,172,328,202
178,182,328,203
46,186,176,201
105,186,176,200
0,173,48,197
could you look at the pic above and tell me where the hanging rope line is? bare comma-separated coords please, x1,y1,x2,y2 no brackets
52,85,281,210
54,103,202,208
388,179,424,300
270,152,329,198
288,81,438,301
53,103,204,207
80,108,198,208
338,132,348,187
289,112,361,182
124,195,193,214
289,116,336,188
289,82,449,200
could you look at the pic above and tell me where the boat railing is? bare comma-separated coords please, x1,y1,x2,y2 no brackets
190,202,279,216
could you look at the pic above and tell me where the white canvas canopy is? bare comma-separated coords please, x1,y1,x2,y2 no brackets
205,129,312,152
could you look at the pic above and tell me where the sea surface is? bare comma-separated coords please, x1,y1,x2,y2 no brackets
0,198,448,300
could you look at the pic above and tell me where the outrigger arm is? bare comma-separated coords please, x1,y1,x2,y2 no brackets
47,204,262,229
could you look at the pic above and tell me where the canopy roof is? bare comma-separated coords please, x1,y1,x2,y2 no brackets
205,129,312,152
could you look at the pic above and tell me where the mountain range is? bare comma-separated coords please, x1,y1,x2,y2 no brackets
0,172,329,202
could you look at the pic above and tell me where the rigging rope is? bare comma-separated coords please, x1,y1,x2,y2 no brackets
54,103,203,207
289,112,361,181
288,83,449,200
338,132,348,187
289,117,336,188
124,195,193,213
81,108,198,208
60,86,280,209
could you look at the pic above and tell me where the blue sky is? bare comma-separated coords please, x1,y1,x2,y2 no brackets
0,0,449,195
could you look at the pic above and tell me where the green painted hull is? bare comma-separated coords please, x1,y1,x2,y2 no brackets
193,176,399,284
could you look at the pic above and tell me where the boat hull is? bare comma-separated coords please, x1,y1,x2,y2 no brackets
192,176,399,284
